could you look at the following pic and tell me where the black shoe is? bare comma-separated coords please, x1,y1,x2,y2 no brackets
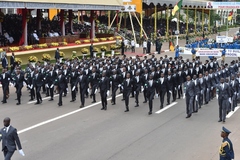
218,120,222,122
135,104,139,107
101,108,104,110
166,103,170,105
130,96,134,98
172,99,175,102
58,103,62,106
143,101,147,103
104,107,107,110
63,95,66,97
16,103,21,105
112,103,116,105
35,102,40,105
80,105,84,108
49,99,54,101
160,105,163,109
29,98,34,101
46,94,49,97
148,112,152,115
70,100,75,102
2,101,7,104
121,99,125,101
223,120,225,123
186,114,191,118
193,110,198,113
124,109,129,112
92,101,96,103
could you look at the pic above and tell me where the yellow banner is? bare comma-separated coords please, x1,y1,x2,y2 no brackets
124,0,142,13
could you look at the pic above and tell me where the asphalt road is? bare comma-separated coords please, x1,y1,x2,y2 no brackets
0,28,240,160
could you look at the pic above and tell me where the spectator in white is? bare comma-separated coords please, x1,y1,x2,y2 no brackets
124,39,129,52
48,30,54,37
131,39,135,53
33,30,39,42
143,39,147,54
53,30,59,37
3,31,14,44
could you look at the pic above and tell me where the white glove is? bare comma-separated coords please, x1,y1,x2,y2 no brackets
169,90,172,94
229,98,232,104
30,85,33,89
23,82,26,86
121,86,124,90
234,92,237,95
178,85,180,89
183,94,185,99
50,84,54,88
134,91,136,95
95,89,98,94
107,90,110,96
174,87,177,90
211,87,213,90
72,86,76,91
207,88,209,92
87,88,90,93
110,81,112,85
195,96,198,101
9,82,13,87
155,93,159,98
216,94,218,99
201,90,203,94
27,85,31,88
46,84,49,88
18,149,25,156
141,86,144,92
118,84,121,88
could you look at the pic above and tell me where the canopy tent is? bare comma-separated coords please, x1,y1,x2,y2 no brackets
0,0,122,10
144,0,208,8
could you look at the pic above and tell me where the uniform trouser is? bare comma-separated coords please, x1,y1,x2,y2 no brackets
36,86,42,103
80,88,86,106
71,83,76,100
210,87,216,100
64,83,68,95
167,90,171,104
2,84,8,102
30,86,35,99
143,89,147,101
42,84,46,92
124,90,131,109
49,84,54,99
16,86,22,103
135,89,140,105
100,90,107,108
91,85,98,101
218,98,228,121
172,87,177,101
148,92,155,112
160,90,167,107
222,55,225,62
186,95,194,115
231,94,237,111
204,88,210,103
178,85,183,98
3,147,14,160
112,86,118,103
58,86,64,104
192,54,196,60
131,87,134,97
193,93,200,111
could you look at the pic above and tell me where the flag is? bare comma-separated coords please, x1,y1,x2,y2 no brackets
172,0,183,16
228,11,233,21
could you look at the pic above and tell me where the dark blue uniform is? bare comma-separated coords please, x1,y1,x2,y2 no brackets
219,137,234,160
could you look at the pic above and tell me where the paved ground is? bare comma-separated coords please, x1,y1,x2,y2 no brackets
0,28,240,160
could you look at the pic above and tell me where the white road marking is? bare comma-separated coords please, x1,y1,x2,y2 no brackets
27,94,59,104
18,94,123,134
155,102,178,114
226,106,240,118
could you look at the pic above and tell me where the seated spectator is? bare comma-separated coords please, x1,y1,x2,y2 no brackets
48,30,54,37
33,30,39,43
3,30,14,44
53,30,60,37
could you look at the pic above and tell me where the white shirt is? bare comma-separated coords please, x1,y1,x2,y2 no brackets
143,41,147,48
131,40,135,47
